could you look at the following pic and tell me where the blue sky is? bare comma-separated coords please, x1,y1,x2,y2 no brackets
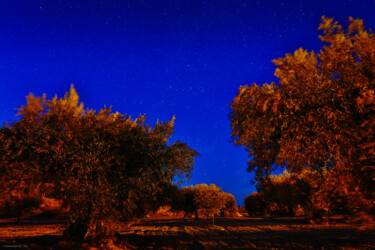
1,0,374,205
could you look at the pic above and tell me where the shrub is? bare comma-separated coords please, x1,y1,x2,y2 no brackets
244,192,266,216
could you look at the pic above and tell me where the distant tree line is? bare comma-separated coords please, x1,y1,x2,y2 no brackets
168,183,237,225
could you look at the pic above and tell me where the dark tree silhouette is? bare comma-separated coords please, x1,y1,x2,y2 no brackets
246,171,314,217
245,192,266,216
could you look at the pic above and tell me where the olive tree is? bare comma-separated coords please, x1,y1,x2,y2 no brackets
230,17,374,217
0,85,198,241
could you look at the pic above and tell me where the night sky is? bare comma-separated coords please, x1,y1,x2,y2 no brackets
1,0,374,205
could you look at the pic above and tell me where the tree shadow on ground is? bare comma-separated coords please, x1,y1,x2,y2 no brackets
1,217,374,249
133,217,314,227
120,217,375,249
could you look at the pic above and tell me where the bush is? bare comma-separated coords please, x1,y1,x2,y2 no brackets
244,192,266,216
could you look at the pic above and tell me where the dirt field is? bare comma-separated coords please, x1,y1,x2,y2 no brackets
0,215,374,249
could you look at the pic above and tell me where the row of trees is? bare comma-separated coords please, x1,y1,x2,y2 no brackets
0,86,199,241
0,182,238,226
0,15,373,245
231,16,374,218
0,85,238,242
245,170,352,217
169,184,237,224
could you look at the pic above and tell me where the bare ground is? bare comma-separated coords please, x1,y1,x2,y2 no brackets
0,215,374,249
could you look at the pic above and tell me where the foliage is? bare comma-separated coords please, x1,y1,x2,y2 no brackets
0,190,42,223
137,183,181,216
261,171,311,216
173,186,199,219
230,17,375,216
245,192,266,216
170,184,237,224
194,184,226,223
245,170,357,217
221,192,237,216
247,170,312,216
0,85,198,240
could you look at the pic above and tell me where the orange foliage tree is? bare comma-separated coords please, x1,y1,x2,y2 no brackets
0,85,198,241
230,17,374,217
194,184,227,225
245,170,318,217
172,184,237,225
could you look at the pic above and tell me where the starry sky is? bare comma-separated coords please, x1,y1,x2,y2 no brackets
1,0,374,205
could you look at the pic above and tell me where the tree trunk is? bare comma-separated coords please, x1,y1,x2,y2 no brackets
194,210,199,220
63,216,117,243
212,213,215,225
16,209,21,224
84,218,115,241
62,219,90,242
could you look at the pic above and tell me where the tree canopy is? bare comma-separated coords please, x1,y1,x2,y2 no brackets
0,85,198,240
230,17,374,215
169,183,237,224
